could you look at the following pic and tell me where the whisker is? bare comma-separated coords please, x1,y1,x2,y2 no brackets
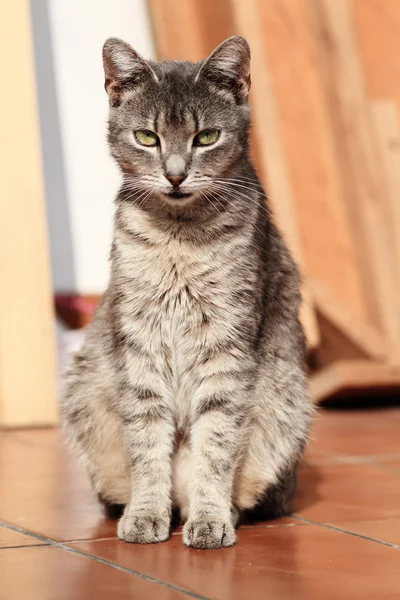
213,182,270,204
216,175,268,189
213,179,270,200
211,180,268,202
198,190,223,216
210,189,271,245
137,189,153,209
209,183,272,218
213,184,268,205
204,191,223,216
119,186,151,204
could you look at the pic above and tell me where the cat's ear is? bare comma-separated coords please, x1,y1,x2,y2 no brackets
196,36,251,101
102,38,158,106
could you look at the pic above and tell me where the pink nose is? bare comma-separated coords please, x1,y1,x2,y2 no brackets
166,174,186,187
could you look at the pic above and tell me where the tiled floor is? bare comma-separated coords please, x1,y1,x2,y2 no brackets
1,408,399,599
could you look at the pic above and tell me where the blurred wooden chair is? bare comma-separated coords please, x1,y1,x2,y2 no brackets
149,0,400,402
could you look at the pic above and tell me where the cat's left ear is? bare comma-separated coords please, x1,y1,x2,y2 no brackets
102,38,158,106
196,36,251,101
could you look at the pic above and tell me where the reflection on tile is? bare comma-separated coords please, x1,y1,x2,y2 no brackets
378,459,400,473
238,516,302,529
329,518,400,547
0,546,183,600
308,409,400,457
1,408,400,599
0,431,117,542
295,462,400,522
0,525,46,549
69,526,400,600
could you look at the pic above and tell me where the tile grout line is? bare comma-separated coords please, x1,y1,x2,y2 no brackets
304,453,400,467
238,522,306,529
292,516,400,550
0,521,54,545
1,433,53,451
41,521,309,545
0,521,306,547
0,521,211,600
55,543,212,600
0,543,50,550
62,536,120,544
375,464,400,475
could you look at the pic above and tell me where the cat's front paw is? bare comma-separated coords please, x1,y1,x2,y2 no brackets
183,518,236,549
118,512,170,544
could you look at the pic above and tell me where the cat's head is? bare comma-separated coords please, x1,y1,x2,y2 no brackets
103,36,251,210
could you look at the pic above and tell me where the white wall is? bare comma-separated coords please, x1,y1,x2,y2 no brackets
31,0,155,293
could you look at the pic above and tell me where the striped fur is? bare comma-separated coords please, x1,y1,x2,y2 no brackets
61,36,312,549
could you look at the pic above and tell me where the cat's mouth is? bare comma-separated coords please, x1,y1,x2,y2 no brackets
165,190,193,201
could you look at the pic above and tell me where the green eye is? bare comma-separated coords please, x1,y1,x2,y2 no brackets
134,130,159,146
194,129,220,146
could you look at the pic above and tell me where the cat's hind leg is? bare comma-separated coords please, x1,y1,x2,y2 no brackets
97,494,125,519
61,373,131,508
233,357,311,523
238,466,298,524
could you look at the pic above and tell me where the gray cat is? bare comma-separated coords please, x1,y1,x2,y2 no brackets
61,36,312,549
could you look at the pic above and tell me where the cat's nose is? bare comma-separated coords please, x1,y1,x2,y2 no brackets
166,174,186,187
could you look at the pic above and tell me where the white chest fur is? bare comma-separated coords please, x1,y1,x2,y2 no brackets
114,205,255,426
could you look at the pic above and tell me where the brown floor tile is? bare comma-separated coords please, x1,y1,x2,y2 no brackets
0,525,47,549
307,408,400,458
0,431,117,542
238,516,302,529
330,518,400,547
378,459,400,473
0,430,306,542
294,462,400,522
172,518,303,535
303,444,337,464
3,428,60,449
0,545,184,600
2,409,400,599
69,525,400,600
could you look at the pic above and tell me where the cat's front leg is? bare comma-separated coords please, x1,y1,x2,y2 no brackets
183,377,250,549
117,379,175,544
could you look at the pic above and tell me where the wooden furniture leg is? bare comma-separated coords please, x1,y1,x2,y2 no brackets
0,0,58,427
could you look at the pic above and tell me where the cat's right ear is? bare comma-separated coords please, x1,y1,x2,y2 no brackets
102,38,158,106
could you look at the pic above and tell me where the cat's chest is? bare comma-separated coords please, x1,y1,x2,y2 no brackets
116,221,255,371
121,236,231,313
116,227,255,424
